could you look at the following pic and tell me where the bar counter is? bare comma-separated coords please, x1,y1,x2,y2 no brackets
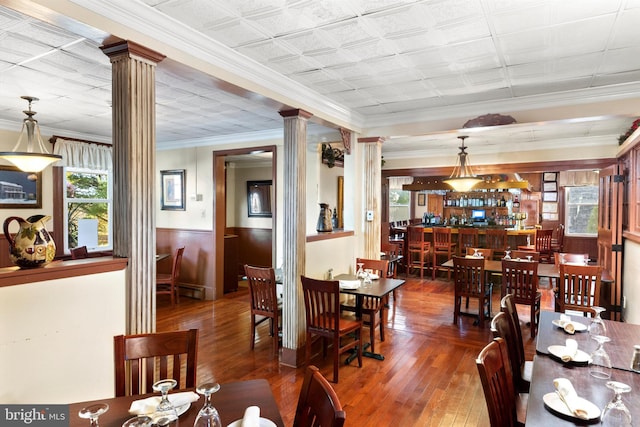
392,225,536,249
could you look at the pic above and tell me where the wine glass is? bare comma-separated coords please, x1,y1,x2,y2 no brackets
356,262,364,278
363,269,373,287
526,255,533,262
78,403,109,427
601,381,632,426
589,334,612,379
193,382,222,427
473,248,480,257
152,379,179,426
122,416,153,427
588,306,607,339
503,250,511,260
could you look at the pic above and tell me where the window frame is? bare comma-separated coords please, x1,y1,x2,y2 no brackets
62,166,113,254
564,185,599,237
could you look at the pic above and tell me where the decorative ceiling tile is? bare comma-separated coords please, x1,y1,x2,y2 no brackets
202,20,269,48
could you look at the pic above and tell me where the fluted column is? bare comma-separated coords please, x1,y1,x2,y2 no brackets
279,109,312,367
359,137,384,259
101,40,165,334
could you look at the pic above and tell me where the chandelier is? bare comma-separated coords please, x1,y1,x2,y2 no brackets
443,136,482,192
0,96,62,172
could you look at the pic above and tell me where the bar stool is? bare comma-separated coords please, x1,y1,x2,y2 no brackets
432,227,456,280
457,227,479,256
407,225,431,279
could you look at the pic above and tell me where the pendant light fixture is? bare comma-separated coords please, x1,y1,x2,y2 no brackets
443,135,482,192
0,96,62,172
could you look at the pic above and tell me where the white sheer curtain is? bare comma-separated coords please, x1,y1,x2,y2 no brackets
52,137,112,170
388,176,413,189
559,170,599,187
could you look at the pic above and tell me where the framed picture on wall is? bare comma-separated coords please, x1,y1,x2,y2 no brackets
417,193,426,206
543,172,557,182
543,181,557,192
247,180,272,217
0,165,42,209
543,192,558,202
160,169,185,210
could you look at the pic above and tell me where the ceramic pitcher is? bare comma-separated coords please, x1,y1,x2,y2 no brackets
3,215,56,268
316,203,333,232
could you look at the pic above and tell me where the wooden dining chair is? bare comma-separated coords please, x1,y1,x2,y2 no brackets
407,225,431,279
475,338,527,427
432,227,456,280
533,229,553,263
500,294,531,382
485,228,508,260
156,246,185,306
452,256,491,327
70,245,89,259
457,227,479,256
510,250,539,261
301,276,362,383
551,223,565,254
490,311,530,393
556,263,602,315
293,365,346,427
244,264,282,356
113,328,198,397
501,259,541,338
465,247,494,259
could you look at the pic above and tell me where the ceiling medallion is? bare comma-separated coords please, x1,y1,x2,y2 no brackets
463,113,517,128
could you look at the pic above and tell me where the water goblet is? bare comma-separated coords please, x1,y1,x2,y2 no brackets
588,306,607,339
194,382,222,427
526,255,532,262
356,262,364,278
78,403,109,427
503,250,511,260
122,416,153,427
363,269,373,287
601,381,632,427
152,379,179,426
589,334,612,379
473,248,480,257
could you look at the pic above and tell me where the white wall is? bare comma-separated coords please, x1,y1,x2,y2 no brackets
0,269,127,403
228,164,273,229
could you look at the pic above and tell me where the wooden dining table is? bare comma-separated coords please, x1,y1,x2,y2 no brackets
334,274,406,361
525,310,640,426
68,380,285,427
536,310,640,371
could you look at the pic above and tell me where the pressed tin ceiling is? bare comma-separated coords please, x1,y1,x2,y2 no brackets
0,0,639,159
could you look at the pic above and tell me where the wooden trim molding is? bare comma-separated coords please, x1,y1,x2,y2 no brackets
0,256,128,288
306,229,354,242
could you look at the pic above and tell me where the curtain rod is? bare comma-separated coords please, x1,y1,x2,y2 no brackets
49,135,112,148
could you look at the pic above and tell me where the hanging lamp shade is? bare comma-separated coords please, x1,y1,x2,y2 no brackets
443,136,482,192
0,96,61,172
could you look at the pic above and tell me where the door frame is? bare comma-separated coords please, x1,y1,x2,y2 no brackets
212,146,277,299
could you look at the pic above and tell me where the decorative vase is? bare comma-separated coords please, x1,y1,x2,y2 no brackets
3,215,56,268
316,203,333,232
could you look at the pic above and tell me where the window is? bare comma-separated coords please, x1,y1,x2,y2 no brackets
389,189,410,222
565,186,598,236
63,167,112,253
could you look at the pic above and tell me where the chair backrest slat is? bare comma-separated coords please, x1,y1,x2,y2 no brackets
293,365,345,427
476,338,518,427
558,264,602,314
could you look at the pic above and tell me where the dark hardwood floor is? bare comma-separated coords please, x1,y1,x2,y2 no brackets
157,271,553,427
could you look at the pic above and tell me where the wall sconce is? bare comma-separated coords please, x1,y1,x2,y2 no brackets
0,96,61,172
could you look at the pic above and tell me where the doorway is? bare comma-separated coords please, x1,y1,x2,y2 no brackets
212,146,277,299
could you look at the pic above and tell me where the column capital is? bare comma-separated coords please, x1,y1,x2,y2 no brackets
358,136,386,144
279,109,313,119
101,39,166,64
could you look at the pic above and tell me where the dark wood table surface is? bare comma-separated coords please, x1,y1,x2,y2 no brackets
68,380,284,427
525,355,640,426
536,310,640,371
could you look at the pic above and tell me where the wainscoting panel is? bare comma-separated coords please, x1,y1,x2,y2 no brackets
227,227,273,275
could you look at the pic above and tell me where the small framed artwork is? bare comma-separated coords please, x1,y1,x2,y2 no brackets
542,202,558,213
0,165,42,208
543,181,557,192
160,169,185,210
247,180,272,217
417,193,426,206
543,192,558,202
543,172,557,182
542,212,559,221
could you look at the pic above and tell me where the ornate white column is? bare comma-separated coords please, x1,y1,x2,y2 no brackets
359,137,384,259
279,109,312,367
101,40,165,334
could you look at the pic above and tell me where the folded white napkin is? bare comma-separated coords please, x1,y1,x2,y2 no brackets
339,280,360,289
128,391,199,415
241,406,260,427
560,338,578,362
558,314,575,334
553,378,589,419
